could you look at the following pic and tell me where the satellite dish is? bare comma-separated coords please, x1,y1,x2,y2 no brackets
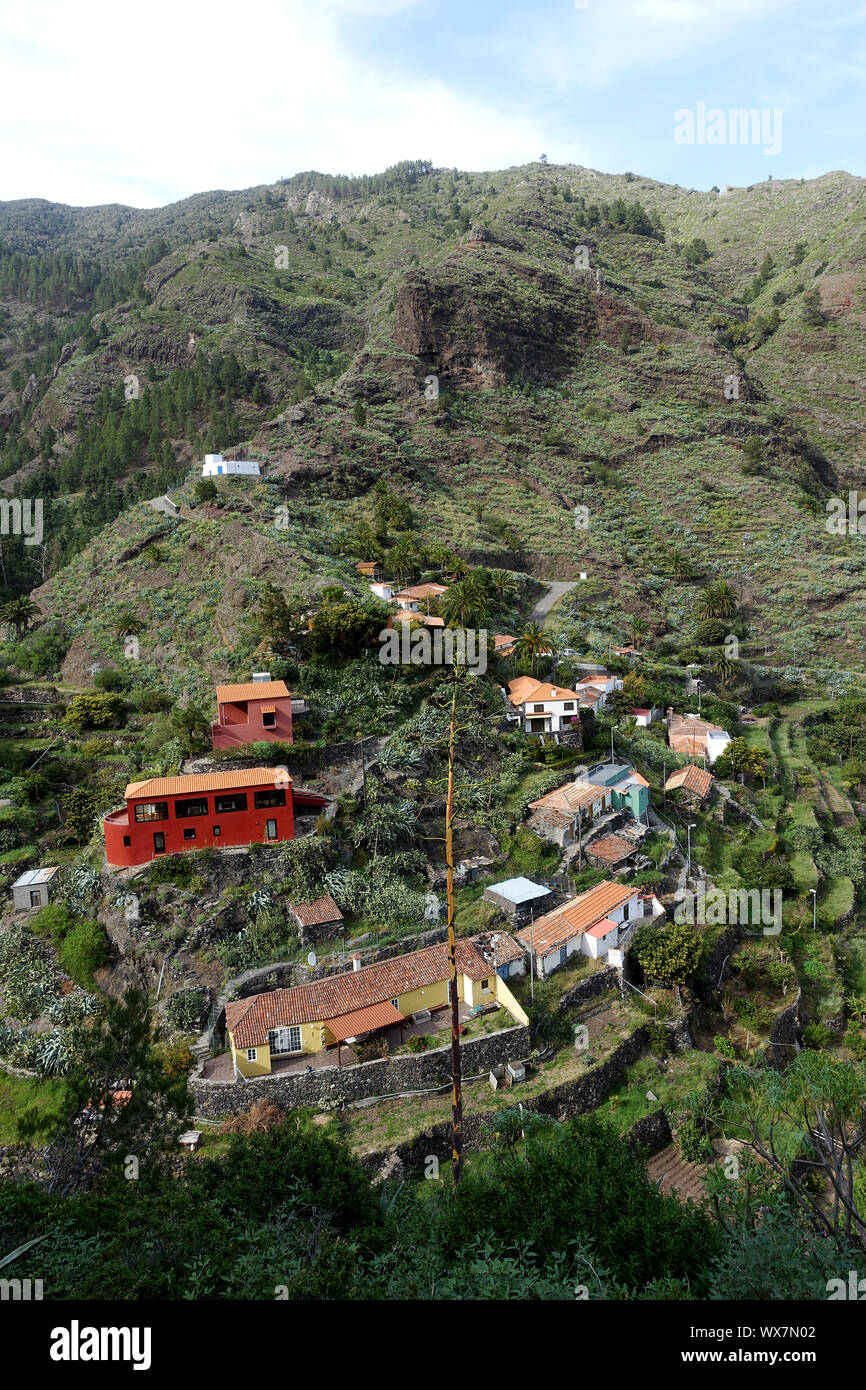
307,952,317,968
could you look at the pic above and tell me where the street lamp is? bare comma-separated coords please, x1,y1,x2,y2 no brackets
809,888,817,931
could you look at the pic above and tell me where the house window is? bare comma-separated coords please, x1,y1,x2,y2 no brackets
134,801,168,822
563,702,574,711
390,998,399,1010
262,711,276,728
123,835,131,847
268,1026,301,1054
214,793,247,813
175,797,208,818
253,789,286,809
246,1048,257,1062
622,901,629,921
183,828,196,841
481,978,489,991
153,832,166,854
532,704,545,713
213,825,221,837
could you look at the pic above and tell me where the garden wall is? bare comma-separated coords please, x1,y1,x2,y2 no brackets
189,1024,531,1119
358,1025,684,1177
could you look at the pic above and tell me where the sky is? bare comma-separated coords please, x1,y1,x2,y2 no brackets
0,0,864,208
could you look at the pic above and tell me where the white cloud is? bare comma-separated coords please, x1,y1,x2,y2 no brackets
0,0,546,205
514,0,800,92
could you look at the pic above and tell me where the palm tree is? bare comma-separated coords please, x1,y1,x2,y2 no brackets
0,595,41,638
489,568,517,605
114,610,143,639
669,551,694,582
696,581,738,621
630,615,649,649
439,576,488,629
512,621,552,676
388,535,417,591
712,652,742,691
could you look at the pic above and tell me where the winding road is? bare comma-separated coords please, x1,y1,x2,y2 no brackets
530,580,578,625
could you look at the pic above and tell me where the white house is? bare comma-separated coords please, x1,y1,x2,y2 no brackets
514,879,663,978
201,453,261,478
505,677,583,735
369,581,396,602
573,671,623,710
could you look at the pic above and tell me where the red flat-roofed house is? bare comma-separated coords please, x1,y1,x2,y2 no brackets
212,678,293,749
104,768,298,868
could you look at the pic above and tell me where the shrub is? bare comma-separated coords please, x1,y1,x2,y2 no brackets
81,738,113,758
404,1033,429,1054
802,1021,833,1050
677,1118,713,1165
164,988,208,1033
714,1035,737,1060
64,692,124,730
647,1021,670,1059
93,667,127,692
58,919,110,987
61,788,99,842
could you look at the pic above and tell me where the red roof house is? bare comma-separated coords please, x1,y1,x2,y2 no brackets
102,767,327,868
212,678,293,749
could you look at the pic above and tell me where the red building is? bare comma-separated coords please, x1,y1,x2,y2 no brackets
104,767,297,868
212,679,293,749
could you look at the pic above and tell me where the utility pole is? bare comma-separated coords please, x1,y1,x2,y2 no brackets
529,902,536,1005
445,677,463,1187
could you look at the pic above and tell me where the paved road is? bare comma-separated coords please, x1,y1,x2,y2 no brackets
530,581,578,625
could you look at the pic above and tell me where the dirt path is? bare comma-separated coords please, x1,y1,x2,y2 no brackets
530,581,578,626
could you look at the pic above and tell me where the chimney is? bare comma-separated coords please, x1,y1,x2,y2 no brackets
351,955,362,972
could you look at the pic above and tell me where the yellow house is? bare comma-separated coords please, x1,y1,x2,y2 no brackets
225,931,529,1077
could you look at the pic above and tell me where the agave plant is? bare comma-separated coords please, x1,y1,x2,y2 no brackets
33,1028,72,1077
245,888,274,918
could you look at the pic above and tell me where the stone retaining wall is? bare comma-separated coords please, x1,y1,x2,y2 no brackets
557,966,618,1013
190,1023,531,1119
358,1023,679,1177
626,1107,673,1153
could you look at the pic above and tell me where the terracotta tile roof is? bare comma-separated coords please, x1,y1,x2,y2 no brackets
514,880,639,956
292,894,344,927
579,690,601,704
226,931,521,1047
390,609,445,626
326,1001,403,1041
586,917,619,939
529,779,604,814
125,767,290,800
665,764,715,799
588,833,637,865
507,678,579,706
216,680,290,703
392,583,448,602
493,634,516,650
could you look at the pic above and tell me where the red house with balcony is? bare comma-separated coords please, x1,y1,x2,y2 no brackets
212,678,293,750
104,767,298,868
